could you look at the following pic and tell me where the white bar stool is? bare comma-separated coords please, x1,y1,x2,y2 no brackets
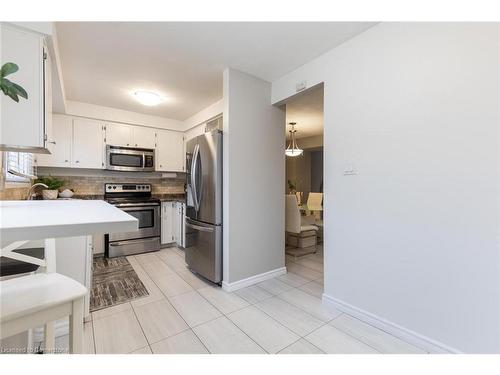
1,239,87,354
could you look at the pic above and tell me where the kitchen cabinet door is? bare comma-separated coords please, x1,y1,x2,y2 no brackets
0,24,47,151
161,202,175,244
156,129,184,172
175,202,186,247
132,126,156,149
105,122,132,147
36,114,72,167
72,118,104,169
43,39,53,150
55,235,93,319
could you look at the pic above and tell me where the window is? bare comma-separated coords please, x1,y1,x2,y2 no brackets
5,152,36,183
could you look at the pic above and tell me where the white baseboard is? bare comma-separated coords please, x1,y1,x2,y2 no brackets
222,267,287,292
322,294,462,354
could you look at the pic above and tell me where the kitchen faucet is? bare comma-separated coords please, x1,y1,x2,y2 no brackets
27,183,48,200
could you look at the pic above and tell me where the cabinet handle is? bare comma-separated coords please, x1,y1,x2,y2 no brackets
48,141,56,144
64,159,68,162
75,160,80,163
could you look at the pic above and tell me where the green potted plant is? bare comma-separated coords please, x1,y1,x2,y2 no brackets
34,176,64,200
1,63,28,102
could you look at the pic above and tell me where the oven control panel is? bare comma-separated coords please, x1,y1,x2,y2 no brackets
105,183,152,193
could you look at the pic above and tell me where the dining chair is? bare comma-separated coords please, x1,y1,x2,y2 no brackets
295,191,303,205
307,192,323,209
285,195,318,251
0,239,87,354
307,192,323,220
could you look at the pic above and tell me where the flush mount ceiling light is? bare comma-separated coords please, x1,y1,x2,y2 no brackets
285,122,303,157
133,90,164,106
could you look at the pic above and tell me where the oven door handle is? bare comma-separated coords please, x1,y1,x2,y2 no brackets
109,237,160,247
113,202,160,208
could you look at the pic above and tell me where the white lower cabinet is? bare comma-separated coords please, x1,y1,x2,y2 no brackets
161,201,176,245
92,234,105,255
177,202,186,247
55,236,93,319
161,201,185,246
22,236,93,320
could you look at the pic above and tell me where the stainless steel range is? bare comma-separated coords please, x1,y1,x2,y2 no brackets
104,183,161,258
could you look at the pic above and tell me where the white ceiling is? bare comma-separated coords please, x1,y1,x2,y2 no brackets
285,84,324,139
56,22,375,120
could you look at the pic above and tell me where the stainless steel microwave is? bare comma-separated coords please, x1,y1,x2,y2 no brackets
106,145,155,172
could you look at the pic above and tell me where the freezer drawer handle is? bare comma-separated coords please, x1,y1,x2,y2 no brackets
186,222,214,233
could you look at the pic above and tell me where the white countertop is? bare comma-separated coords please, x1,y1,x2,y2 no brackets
0,200,138,244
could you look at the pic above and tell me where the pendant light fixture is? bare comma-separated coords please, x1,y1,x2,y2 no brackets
285,122,303,157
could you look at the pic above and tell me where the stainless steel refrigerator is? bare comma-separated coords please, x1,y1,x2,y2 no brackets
185,129,223,283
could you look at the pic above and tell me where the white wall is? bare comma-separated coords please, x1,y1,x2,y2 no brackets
183,98,223,132
223,68,286,287
184,123,206,143
272,23,500,353
297,134,323,149
65,100,184,131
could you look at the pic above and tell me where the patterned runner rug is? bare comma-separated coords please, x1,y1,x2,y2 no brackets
90,256,149,312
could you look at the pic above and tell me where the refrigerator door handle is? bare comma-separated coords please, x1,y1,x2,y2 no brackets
186,219,214,233
191,144,200,212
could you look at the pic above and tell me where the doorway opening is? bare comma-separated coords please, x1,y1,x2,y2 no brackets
283,84,324,287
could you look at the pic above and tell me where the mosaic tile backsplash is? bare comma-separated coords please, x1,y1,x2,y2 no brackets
45,175,185,197
0,175,185,200
0,186,30,200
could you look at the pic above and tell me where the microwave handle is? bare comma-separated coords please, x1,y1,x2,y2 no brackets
143,153,146,169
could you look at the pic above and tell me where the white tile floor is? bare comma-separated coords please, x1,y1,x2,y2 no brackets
44,246,427,354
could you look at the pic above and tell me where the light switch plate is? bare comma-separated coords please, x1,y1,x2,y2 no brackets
343,163,357,176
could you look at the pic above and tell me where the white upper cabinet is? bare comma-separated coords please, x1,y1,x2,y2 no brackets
36,114,72,167
0,23,51,153
72,118,104,169
105,122,132,147
132,126,156,149
35,115,185,172
105,123,156,149
156,129,184,172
